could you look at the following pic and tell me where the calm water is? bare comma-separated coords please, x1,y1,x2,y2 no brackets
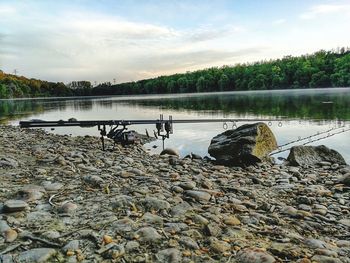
1,88,350,163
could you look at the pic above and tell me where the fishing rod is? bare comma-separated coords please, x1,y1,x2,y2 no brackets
19,115,292,150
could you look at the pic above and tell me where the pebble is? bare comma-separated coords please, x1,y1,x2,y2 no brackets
223,215,241,225
3,229,18,242
3,200,28,212
16,248,57,263
184,190,211,202
236,248,276,263
135,227,162,243
156,248,182,263
210,238,231,253
1,126,350,262
59,202,78,214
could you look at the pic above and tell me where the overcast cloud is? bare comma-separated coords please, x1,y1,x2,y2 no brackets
0,0,349,84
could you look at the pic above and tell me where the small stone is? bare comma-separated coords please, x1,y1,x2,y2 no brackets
59,202,78,214
125,241,140,252
4,229,18,242
142,212,163,225
311,255,342,263
17,248,57,263
135,227,162,243
103,235,113,244
205,222,221,237
42,181,63,192
281,206,298,217
304,238,327,249
83,175,104,187
193,214,209,225
63,240,80,253
160,148,179,157
156,248,182,263
339,173,350,186
4,200,28,213
224,215,241,225
339,218,350,227
42,230,60,240
236,247,275,263
172,186,183,193
185,190,211,202
179,236,199,250
141,197,170,211
170,202,193,217
178,181,196,190
210,238,231,253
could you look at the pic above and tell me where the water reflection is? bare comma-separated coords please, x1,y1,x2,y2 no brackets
0,88,349,163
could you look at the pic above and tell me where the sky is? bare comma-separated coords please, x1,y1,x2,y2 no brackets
0,0,350,84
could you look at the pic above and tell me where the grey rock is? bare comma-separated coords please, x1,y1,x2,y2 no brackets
135,227,162,243
17,248,57,263
141,197,170,211
0,157,18,168
142,212,163,225
63,240,80,252
304,238,328,249
0,220,10,232
160,148,179,157
236,247,276,263
83,175,104,187
125,241,140,252
4,200,28,213
27,211,52,223
179,236,199,249
156,248,182,263
178,181,196,190
204,222,221,237
58,202,77,214
339,173,350,186
170,202,192,217
184,190,211,202
111,195,133,209
311,255,342,263
339,218,350,227
0,255,14,263
287,145,346,167
164,223,189,234
208,122,277,166
42,181,63,192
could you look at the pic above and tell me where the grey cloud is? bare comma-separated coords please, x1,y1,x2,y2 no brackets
128,47,264,72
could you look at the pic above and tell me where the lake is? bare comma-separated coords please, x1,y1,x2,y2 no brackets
1,88,350,163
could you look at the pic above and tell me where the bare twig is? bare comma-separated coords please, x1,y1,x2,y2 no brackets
21,233,62,248
0,243,23,255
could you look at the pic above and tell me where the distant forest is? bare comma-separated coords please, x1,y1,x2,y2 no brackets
1,48,349,99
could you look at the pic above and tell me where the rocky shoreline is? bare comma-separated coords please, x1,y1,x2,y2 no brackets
0,125,349,263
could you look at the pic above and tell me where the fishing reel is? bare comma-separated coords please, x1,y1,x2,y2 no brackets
154,115,173,149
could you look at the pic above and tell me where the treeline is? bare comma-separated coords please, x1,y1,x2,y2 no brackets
1,48,349,99
0,72,92,99
93,48,350,95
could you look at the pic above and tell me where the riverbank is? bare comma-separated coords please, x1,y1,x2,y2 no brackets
0,126,349,262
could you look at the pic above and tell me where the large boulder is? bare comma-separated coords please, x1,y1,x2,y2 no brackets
287,145,346,166
208,122,277,166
